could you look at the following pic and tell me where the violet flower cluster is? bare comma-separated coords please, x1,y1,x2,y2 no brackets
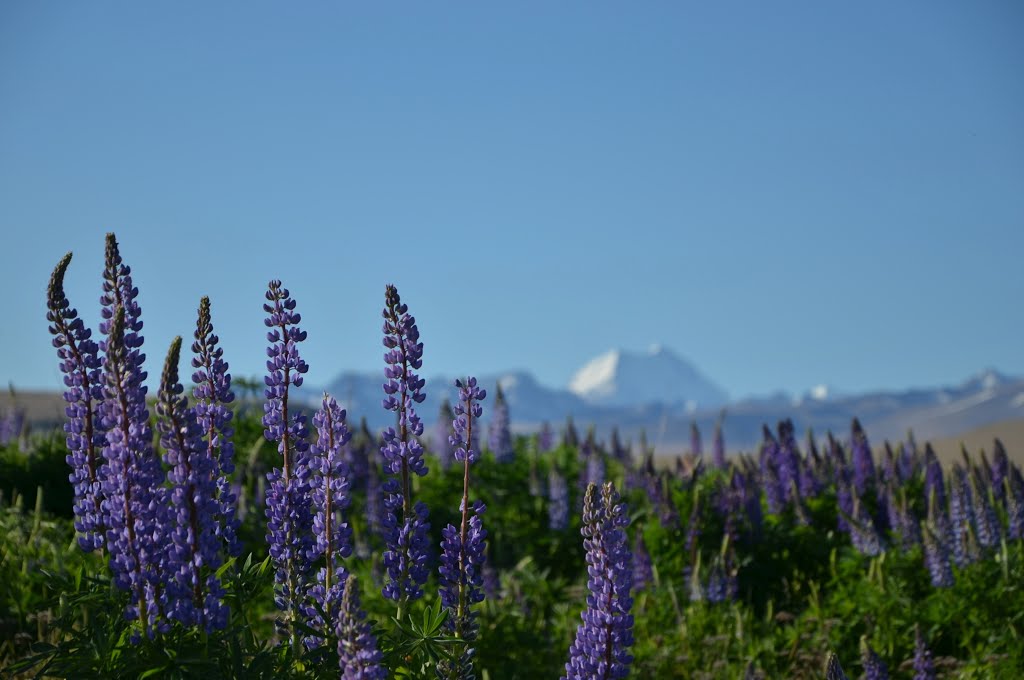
190,296,241,560
913,627,936,680
563,482,634,680
434,399,456,470
379,285,431,604
860,638,888,680
488,384,514,463
305,394,354,648
156,337,228,631
438,378,489,677
97,235,169,635
48,237,243,638
47,252,107,553
262,279,314,641
548,468,570,531
335,576,387,680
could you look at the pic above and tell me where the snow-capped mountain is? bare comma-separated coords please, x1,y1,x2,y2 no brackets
313,353,1023,455
568,345,729,410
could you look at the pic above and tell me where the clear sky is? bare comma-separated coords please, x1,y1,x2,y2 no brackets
2,1,1022,399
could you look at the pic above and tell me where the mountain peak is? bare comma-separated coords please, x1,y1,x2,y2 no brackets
568,346,728,409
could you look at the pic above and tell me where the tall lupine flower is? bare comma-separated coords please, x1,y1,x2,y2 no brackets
335,576,387,680
345,418,373,493
156,337,228,631
850,418,874,496
438,377,488,679
923,445,946,512
990,439,1009,505
970,469,1000,551
305,395,354,649
898,436,917,482
689,422,702,457
712,418,726,470
434,399,456,470
548,467,570,531
881,442,897,485
488,384,514,463
1006,463,1024,540
632,532,653,592
922,521,954,588
98,235,167,635
47,252,107,553
379,285,431,606
365,456,384,536
948,465,978,567
891,486,921,551
759,426,783,514
704,557,727,604
190,296,240,559
824,652,850,680
0,405,25,447
776,419,801,504
836,469,855,534
912,626,936,680
860,638,888,680
563,482,634,680
262,280,314,645
537,421,554,454
848,494,884,557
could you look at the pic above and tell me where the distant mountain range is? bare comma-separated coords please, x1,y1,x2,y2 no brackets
319,346,1024,453
6,346,1017,455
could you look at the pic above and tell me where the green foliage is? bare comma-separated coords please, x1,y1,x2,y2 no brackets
3,409,1024,678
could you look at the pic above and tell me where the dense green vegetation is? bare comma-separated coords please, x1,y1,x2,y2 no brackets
2,407,1023,678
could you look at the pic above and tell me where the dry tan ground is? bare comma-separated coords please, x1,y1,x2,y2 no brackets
921,418,1024,468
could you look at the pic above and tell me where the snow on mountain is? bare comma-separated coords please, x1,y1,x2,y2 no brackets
568,345,729,409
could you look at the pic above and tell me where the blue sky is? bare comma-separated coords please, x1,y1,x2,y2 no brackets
2,1,1022,399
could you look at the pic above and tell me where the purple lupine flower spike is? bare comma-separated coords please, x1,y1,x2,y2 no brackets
1006,464,1024,540
157,337,228,631
712,417,726,470
563,482,634,680
379,285,431,605
336,576,387,680
434,399,456,470
439,377,488,679
262,279,314,646
47,252,107,553
690,422,702,458
98,235,167,636
912,626,936,680
537,421,554,454
632,532,653,592
190,296,241,560
305,394,353,649
488,383,514,463
970,470,1000,551
860,638,888,680
850,418,875,496
759,425,783,514
548,467,570,531
990,439,1009,505
825,652,849,680
921,521,954,588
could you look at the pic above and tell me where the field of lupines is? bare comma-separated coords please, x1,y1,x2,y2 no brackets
1,233,1023,678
